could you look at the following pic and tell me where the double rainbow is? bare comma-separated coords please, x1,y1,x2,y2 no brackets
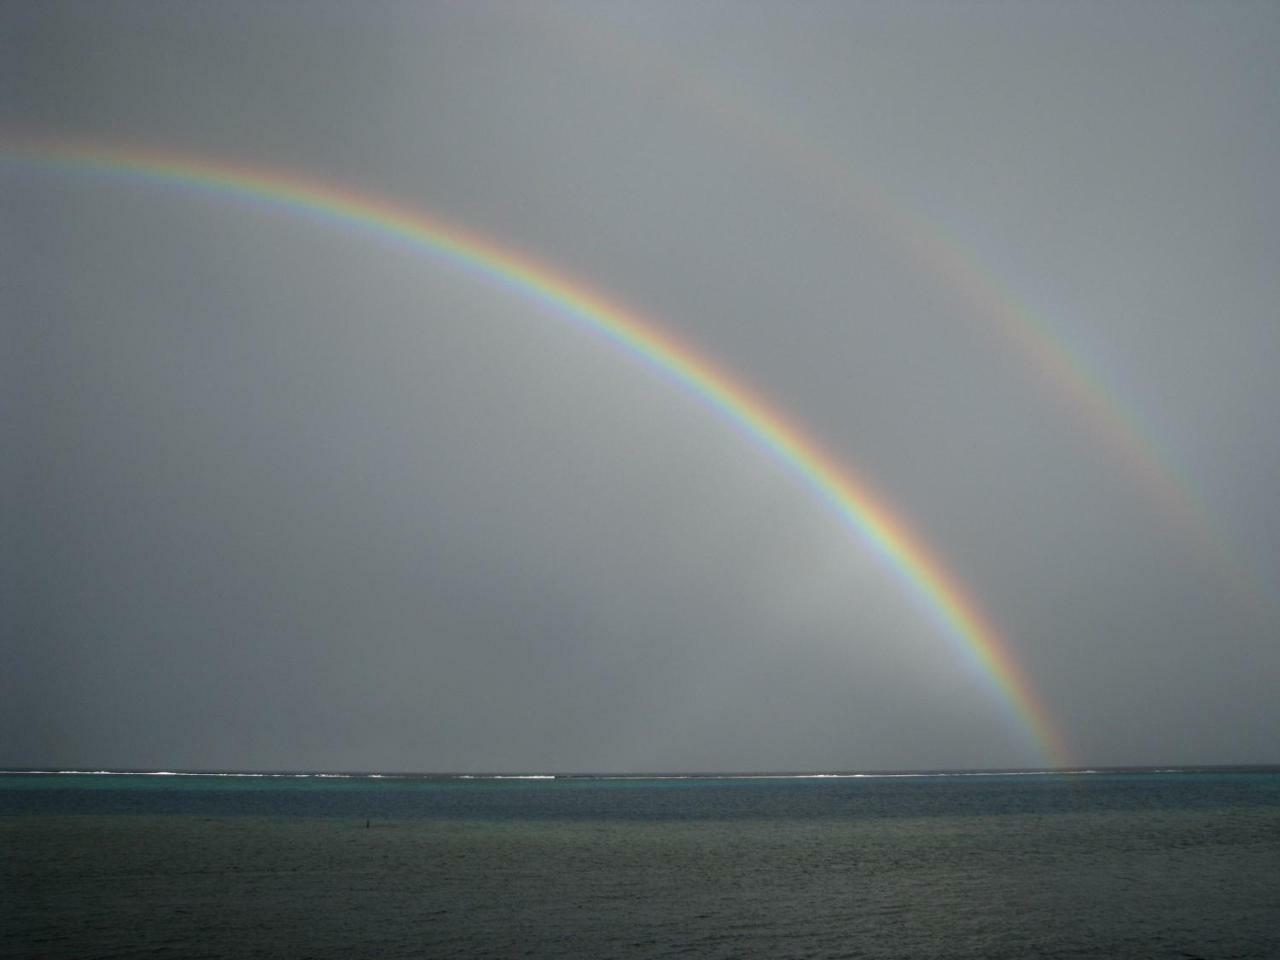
556,15,1265,621
2,139,1072,768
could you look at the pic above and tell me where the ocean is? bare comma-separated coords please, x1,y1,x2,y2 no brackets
3,768,1278,959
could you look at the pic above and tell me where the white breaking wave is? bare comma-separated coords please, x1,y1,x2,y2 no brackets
8,770,390,779
452,774,558,780
487,775,557,779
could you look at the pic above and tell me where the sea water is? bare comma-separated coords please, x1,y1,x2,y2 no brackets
3,769,1278,958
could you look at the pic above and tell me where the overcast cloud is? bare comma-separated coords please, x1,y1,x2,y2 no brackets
3,1,1278,772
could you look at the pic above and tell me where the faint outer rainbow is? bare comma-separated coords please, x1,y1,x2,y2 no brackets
2,139,1073,768
552,15,1268,622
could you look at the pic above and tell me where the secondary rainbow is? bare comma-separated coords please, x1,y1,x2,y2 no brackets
556,16,1266,621
2,139,1073,768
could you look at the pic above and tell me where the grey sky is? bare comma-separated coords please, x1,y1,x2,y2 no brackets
3,1,1278,772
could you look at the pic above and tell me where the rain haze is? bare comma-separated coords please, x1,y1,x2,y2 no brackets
3,1,1278,773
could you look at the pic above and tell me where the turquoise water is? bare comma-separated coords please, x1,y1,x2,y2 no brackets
3,769,1279,958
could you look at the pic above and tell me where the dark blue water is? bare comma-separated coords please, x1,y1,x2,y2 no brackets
4,769,1279,959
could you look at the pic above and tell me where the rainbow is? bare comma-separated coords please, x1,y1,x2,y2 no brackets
1,139,1073,767
556,15,1267,621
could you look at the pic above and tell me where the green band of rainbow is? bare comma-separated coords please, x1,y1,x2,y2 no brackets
2,139,1072,768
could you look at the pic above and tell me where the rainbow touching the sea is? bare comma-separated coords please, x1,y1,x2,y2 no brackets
2,139,1073,768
